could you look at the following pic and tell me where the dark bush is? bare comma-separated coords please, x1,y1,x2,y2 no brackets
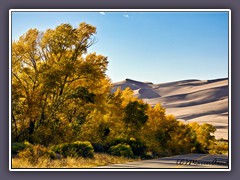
109,143,134,158
12,142,26,155
92,143,105,152
129,137,147,157
52,141,94,158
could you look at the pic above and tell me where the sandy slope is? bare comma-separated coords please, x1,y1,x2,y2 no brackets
112,78,229,140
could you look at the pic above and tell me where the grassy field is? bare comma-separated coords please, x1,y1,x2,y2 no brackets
12,153,139,168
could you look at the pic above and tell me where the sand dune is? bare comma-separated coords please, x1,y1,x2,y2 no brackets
112,78,229,140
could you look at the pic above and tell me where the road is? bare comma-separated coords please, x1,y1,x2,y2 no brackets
96,154,229,169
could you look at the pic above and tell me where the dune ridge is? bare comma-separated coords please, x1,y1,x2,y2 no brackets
112,78,229,140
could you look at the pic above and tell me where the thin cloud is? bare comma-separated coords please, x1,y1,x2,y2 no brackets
123,14,129,18
99,12,106,15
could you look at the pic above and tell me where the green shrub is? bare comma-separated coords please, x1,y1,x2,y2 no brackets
52,141,94,158
209,140,228,155
110,137,146,157
92,143,105,152
110,138,128,146
109,143,134,158
12,142,26,155
18,143,56,164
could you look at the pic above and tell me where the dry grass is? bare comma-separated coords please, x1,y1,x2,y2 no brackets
12,153,139,168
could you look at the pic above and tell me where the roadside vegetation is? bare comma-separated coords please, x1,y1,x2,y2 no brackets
11,22,228,168
209,139,229,155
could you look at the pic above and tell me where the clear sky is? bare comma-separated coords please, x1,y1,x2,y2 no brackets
11,10,229,83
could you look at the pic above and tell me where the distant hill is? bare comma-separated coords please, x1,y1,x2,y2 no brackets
112,78,229,140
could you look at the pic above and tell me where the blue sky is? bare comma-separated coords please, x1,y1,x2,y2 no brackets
11,11,229,83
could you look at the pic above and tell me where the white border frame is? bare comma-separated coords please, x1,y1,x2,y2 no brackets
9,9,231,172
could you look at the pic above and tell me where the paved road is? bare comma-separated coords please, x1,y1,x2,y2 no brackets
97,154,229,169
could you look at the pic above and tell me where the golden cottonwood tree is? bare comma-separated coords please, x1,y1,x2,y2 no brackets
12,23,109,145
188,122,216,153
